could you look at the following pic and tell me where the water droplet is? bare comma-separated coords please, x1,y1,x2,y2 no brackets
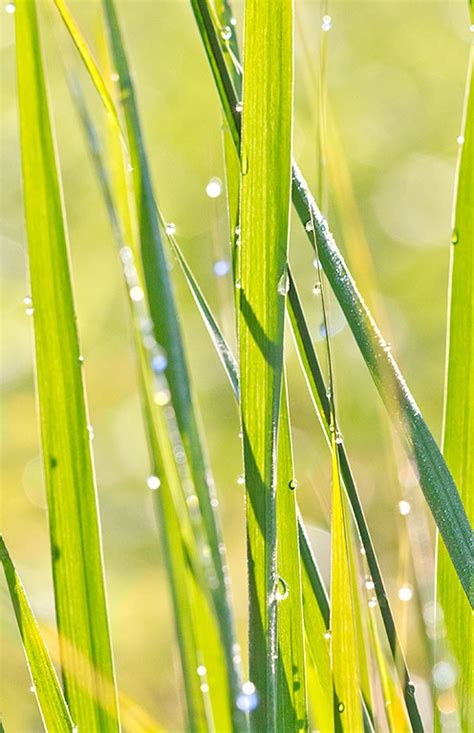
5,2,15,13
241,151,249,175
187,495,199,511
165,222,176,236
337,701,345,713
236,101,243,113
147,475,160,490
120,246,133,264
365,578,375,590
407,682,416,696
313,258,322,270
221,25,232,41
78,355,84,365
87,425,94,441
30,684,36,692
111,72,119,83
451,229,459,245
206,177,222,198
24,296,34,315
274,576,289,601
383,342,392,353
127,163,134,173
322,14,332,31
457,135,464,145
130,286,144,302
360,546,366,555
312,284,321,295
154,388,171,405
235,278,242,289
335,432,343,445
398,500,411,516
277,271,289,296
151,353,168,374
433,661,457,690
288,478,298,490
230,16,237,26
197,665,206,677
213,259,230,277
236,681,259,712
398,585,413,602
237,474,245,485
305,220,314,232
324,630,331,639
200,683,209,693
368,597,377,608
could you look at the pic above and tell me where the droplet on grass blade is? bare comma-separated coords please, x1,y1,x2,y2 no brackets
197,665,206,677
399,500,411,515
213,259,230,277
151,353,168,374
165,222,176,236
398,585,413,602
221,25,232,40
274,576,289,602
130,286,144,302
5,3,15,13
206,177,222,198
24,296,34,315
433,661,457,690
147,475,160,490
236,681,259,712
277,271,289,296
288,478,298,490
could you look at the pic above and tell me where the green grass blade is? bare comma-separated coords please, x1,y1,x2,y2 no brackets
330,438,363,732
239,1,293,727
15,3,119,729
437,47,474,730
276,381,308,731
190,0,473,602
52,0,122,138
98,2,243,727
68,72,237,731
1,537,75,733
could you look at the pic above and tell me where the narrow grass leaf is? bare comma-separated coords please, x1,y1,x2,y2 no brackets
15,2,119,729
0,537,75,733
330,437,363,733
190,0,473,601
437,47,474,730
239,1,293,726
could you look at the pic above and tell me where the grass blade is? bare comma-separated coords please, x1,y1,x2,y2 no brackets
238,1,293,726
437,46,474,730
0,537,75,733
98,1,244,727
15,2,119,729
190,0,473,602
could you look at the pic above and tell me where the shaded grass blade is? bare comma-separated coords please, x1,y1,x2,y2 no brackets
437,46,474,730
238,1,293,726
15,2,119,729
0,537,75,733
190,0,473,602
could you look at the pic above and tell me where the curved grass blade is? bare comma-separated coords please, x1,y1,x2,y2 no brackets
190,0,473,603
437,46,474,731
238,1,293,727
0,537,75,733
15,3,119,729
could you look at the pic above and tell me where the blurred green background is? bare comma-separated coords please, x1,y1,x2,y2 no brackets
1,1,471,730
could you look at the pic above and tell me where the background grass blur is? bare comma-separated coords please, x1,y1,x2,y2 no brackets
1,1,471,729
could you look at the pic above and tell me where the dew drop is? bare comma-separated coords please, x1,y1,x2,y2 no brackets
147,475,160,490
78,355,84,365
235,278,242,289
87,425,94,441
236,681,259,712
322,14,332,31
337,702,345,713
30,684,36,693
206,177,222,199
24,296,34,316
5,2,15,13
197,665,206,677
120,246,133,264
305,220,314,232
457,135,464,145
241,151,249,175
368,596,377,608
312,284,321,295
213,259,230,277
365,578,375,590
155,388,171,405
274,576,289,601
324,630,331,640
433,661,457,690
221,25,232,41
335,432,343,445
277,271,290,296
407,682,416,696
313,258,322,270
130,286,144,302
200,683,209,693
151,353,168,374
288,478,298,491
237,474,245,485
398,584,413,602
165,222,176,236
451,229,459,245
398,500,411,516
236,101,243,113
111,72,120,83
